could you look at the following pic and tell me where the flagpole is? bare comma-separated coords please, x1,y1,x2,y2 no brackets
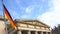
1,0,8,34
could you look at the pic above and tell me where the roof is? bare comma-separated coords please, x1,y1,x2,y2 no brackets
0,16,7,21
15,19,50,28
0,16,50,28
0,16,4,21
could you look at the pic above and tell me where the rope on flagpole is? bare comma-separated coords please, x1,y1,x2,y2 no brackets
1,0,8,34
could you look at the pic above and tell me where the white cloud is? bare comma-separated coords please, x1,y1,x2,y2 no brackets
25,6,34,14
9,10,20,19
25,5,41,14
42,0,45,2
15,0,20,4
15,0,25,10
37,0,60,28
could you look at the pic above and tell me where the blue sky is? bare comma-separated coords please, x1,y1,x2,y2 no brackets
0,0,60,28
0,0,51,19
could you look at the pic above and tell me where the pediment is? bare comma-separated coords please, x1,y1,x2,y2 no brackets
15,19,50,28
35,20,50,28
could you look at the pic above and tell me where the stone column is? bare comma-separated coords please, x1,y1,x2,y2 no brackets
18,30,22,34
48,32,51,34
0,21,6,34
28,31,31,34
35,31,38,34
41,31,43,34
50,32,51,34
46,32,48,34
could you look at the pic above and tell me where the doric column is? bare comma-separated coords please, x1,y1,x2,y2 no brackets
35,31,38,34
18,30,22,34
50,32,51,34
41,31,43,34
48,32,51,34
28,30,31,34
46,32,48,34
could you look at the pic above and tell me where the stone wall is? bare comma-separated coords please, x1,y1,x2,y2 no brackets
0,21,6,34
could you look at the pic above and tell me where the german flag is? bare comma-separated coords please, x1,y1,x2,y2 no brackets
3,4,17,29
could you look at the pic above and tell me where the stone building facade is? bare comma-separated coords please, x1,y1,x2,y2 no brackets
0,16,51,34
0,16,6,34
15,19,51,34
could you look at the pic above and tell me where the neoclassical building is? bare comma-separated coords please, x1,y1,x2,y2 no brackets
0,16,51,34
15,19,51,34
